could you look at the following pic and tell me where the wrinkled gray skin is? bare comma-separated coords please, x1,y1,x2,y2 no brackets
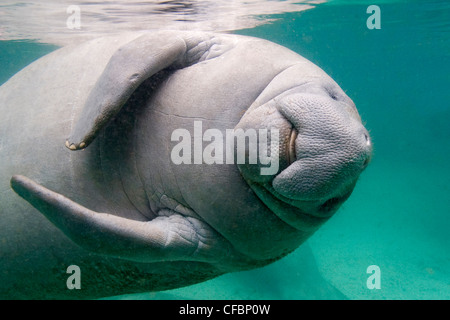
0,31,372,299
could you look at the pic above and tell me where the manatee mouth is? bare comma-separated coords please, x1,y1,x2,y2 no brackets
244,124,354,230
319,194,348,213
248,182,329,232
287,128,298,166
264,183,339,218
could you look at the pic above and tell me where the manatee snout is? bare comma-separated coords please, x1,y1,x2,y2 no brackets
274,93,372,206
238,91,372,220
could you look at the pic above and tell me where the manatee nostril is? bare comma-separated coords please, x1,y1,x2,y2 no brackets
362,133,372,168
363,132,372,148
364,133,371,146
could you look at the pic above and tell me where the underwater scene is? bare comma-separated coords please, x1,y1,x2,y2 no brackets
0,0,449,300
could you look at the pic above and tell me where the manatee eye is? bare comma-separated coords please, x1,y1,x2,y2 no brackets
287,128,298,165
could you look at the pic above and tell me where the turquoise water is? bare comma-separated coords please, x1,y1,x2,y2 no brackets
1,0,449,299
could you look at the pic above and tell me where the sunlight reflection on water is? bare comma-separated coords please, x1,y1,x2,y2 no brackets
0,0,324,45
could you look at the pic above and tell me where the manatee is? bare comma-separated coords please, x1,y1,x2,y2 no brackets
0,31,372,299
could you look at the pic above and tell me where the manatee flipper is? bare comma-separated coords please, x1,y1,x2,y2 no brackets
66,32,188,150
10,175,232,264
